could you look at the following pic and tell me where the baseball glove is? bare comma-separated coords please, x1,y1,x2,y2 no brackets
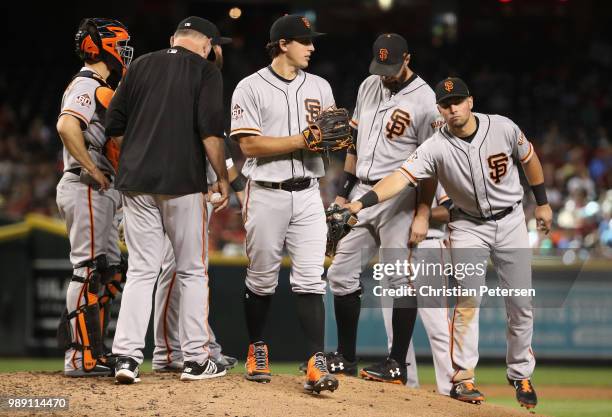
325,203,358,257
302,107,353,153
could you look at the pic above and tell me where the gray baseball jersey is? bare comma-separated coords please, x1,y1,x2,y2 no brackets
230,67,334,182
399,113,534,217
398,112,535,382
350,74,442,181
59,67,114,174
230,66,334,296
328,74,440,297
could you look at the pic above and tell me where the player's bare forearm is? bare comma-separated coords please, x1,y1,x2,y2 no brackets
203,136,229,180
521,152,545,185
522,151,552,233
345,170,410,214
57,115,99,173
239,134,305,158
344,153,357,175
372,171,411,203
334,153,357,205
431,206,450,223
416,177,437,218
228,164,240,182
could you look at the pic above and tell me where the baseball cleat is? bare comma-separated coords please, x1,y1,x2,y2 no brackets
180,359,226,381
450,381,485,404
360,358,407,384
114,357,141,384
245,341,272,383
508,377,538,409
64,363,113,378
304,352,339,394
326,352,358,376
217,354,238,370
98,353,119,371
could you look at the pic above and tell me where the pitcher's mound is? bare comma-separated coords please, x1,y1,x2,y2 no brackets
0,372,546,416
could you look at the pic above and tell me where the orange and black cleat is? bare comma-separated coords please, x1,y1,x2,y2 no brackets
450,381,485,404
245,341,271,383
508,378,538,409
304,352,339,394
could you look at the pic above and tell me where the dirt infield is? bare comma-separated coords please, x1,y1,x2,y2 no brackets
0,371,551,417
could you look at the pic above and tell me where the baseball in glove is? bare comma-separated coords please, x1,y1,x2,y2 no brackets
325,203,358,257
302,107,353,153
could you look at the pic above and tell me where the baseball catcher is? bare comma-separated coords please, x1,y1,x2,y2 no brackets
302,107,353,153
55,17,132,377
325,203,357,257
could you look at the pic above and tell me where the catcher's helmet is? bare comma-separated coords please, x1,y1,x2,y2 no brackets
75,18,133,74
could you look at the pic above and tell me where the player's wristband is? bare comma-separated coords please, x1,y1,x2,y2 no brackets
230,173,248,192
337,171,358,199
531,183,548,206
358,190,379,209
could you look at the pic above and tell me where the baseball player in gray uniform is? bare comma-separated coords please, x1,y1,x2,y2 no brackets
325,33,442,385
230,14,340,393
382,184,454,395
346,77,552,410
153,156,245,372
55,17,132,377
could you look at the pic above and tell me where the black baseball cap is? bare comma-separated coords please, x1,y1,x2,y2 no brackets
270,14,325,42
176,16,232,45
369,33,409,77
435,77,471,104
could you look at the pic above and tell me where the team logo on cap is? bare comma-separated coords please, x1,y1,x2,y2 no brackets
301,17,311,28
379,48,389,61
444,80,454,92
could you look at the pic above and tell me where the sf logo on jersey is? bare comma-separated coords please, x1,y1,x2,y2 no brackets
487,153,509,184
304,99,321,124
385,109,411,139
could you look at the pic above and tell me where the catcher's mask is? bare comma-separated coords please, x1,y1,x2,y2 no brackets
75,18,133,79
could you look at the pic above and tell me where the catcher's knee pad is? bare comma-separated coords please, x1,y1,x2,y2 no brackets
57,255,108,372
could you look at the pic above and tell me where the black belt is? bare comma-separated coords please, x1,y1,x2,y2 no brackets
361,179,380,186
66,167,112,182
256,178,313,192
458,201,520,222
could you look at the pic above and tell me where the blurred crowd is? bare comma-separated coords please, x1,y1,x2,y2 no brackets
1,9,610,257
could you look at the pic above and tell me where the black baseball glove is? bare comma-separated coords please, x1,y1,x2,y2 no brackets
325,203,358,257
302,107,353,153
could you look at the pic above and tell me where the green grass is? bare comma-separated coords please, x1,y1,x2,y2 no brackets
486,397,612,417
1,359,610,417
410,364,612,387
